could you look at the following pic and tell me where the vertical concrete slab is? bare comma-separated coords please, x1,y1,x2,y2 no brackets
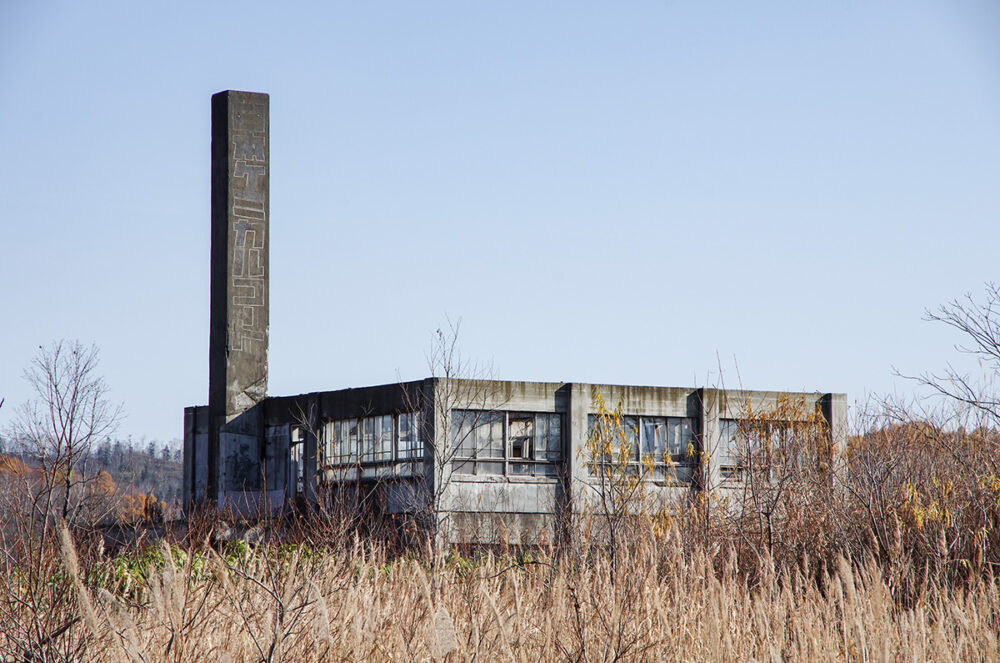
425,378,450,535
208,91,270,504
699,388,722,489
565,383,590,513
821,392,848,467
183,406,209,509
183,407,196,508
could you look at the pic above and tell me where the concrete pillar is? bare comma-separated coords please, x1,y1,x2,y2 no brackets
208,91,270,506
565,383,590,513
698,388,722,490
425,378,451,521
821,392,848,472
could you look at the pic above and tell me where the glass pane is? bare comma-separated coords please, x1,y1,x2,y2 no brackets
668,418,695,459
479,412,504,459
349,419,359,464
587,414,610,466
362,417,375,462
641,418,666,462
478,461,504,475
335,421,343,463
538,463,560,477
718,419,739,466
452,410,476,457
379,414,393,460
412,412,423,459
396,413,406,459
621,416,639,461
537,414,562,461
320,422,331,463
510,462,533,476
453,460,474,474
535,414,548,456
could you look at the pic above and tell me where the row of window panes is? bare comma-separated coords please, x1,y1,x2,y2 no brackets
587,414,697,483
451,410,562,477
716,418,823,479
321,412,422,466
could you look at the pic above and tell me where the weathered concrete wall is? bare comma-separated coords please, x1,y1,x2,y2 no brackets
569,384,703,513
438,380,568,544
446,512,558,546
209,90,269,422
263,379,429,426
185,372,846,530
703,388,838,489
263,381,434,512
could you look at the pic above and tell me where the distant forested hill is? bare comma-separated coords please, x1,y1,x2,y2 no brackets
87,438,183,504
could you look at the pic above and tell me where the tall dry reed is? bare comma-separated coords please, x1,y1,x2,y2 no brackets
7,524,998,662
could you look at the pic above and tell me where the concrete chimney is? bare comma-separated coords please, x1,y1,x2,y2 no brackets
208,90,269,501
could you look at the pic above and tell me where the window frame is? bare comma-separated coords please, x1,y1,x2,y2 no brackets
717,416,824,481
451,409,564,478
587,413,698,485
321,411,423,468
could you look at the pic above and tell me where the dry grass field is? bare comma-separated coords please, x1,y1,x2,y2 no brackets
4,406,1000,662
12,525,998,663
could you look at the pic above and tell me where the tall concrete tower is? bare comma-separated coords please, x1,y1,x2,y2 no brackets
207,91,269,503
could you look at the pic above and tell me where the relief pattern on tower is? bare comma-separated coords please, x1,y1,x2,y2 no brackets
228,101,268,357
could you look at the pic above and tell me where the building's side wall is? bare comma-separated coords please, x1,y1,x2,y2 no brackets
183,380,848,540
430,380,848,544
704,389,843,491
436,379,569,545
571,384,702,514
263,380,432,514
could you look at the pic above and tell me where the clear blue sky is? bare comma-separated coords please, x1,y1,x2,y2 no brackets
2,1,999,443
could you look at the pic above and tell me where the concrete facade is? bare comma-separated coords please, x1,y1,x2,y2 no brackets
184,378,848,542
182,91,848,541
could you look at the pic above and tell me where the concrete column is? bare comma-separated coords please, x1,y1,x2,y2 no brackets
183,407,196,509
425,379,453,511
208,90,270,505
821,392,848,473
699,388,722,490
183,406,210,511
565,383,590,513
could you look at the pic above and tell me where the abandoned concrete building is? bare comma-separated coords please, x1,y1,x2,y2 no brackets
182,91,847,541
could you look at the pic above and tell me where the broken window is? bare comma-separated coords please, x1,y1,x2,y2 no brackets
452,410,563,477
508,414,534,475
